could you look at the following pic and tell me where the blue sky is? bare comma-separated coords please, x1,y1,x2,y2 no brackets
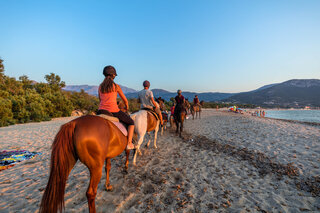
1,0,320,93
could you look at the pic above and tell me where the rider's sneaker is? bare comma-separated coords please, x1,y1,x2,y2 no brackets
126,143,134,150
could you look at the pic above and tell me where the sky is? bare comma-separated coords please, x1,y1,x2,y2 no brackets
1,0,320,93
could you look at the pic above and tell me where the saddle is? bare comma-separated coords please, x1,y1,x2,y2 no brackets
97,112,128,136
141,107,159,120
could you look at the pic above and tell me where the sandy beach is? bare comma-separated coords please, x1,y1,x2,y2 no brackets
0,109,319,212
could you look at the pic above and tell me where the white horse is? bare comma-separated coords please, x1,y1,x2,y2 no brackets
130,109,160,166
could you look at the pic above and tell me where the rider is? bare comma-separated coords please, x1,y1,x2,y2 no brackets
138,80,163,126
97,65,135,150
170,101,176,121
174,89,186,117
193,95,200,106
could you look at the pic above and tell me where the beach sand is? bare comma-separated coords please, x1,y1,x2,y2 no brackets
0,109,319,212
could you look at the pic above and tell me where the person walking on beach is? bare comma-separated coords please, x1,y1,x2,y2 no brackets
138,80,163,126
97,65,135,150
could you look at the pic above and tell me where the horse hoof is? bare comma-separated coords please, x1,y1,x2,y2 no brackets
106,185,113,191
122,168,128,174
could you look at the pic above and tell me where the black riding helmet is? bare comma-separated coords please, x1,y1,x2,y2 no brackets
103,65,117,77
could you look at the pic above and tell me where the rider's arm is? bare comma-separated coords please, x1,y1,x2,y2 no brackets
151,97,158,108
117,85,129,110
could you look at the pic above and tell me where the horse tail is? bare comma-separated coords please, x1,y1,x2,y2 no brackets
40,121,78,213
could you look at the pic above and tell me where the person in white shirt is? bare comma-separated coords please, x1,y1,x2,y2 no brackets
138,80,163,126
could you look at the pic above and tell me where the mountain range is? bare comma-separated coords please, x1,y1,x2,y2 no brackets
63,85,136,95
63,79,320,107
224,79,320,107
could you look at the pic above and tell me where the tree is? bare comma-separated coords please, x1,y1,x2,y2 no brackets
45,73,65,91
0,97,13,126
0,58,4,82
19,75,33,90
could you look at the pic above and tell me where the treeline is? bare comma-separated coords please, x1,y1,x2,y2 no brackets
0,58,99,127
201,102,257,109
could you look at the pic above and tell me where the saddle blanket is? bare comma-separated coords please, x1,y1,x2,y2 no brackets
97,114,128,136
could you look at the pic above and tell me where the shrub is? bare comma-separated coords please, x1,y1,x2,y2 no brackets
0,97,14,126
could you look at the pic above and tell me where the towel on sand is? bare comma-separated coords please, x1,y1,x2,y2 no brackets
0,150,41,171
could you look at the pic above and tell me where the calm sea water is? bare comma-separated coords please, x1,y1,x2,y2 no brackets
265,110,320,123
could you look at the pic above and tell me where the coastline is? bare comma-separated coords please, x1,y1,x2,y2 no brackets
0,109,319,212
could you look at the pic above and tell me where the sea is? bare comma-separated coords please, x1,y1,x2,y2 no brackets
265,110,320,124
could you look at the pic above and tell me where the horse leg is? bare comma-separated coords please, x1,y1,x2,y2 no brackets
86,166,103,213
180,120,183,137
124,149,130,173
146,132,151,148
105,158,113,191
175,119,179,134
133,133,145,166
153,121,159,149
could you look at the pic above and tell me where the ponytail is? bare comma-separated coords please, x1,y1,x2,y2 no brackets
100,75,117,93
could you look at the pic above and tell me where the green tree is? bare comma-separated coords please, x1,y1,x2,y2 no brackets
68,89,99,113
0,58,4,84
25,89,49,121
19,75,33,90
45,73,65,91
0,97,14,126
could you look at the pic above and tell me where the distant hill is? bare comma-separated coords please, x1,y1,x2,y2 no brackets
63,85,234,101
126,89,234,102
63,85,137,96
63,79,320,107
224,79,320,107
251,83,279,92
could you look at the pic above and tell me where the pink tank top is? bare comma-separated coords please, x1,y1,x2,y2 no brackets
98,84,120,113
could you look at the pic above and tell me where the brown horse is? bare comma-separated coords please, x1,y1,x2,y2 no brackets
161,111,168,135
185,99,191,114
156,97,166,111
40,115,130,213
173,103,187,137
191,104,201,119
156,98,168,135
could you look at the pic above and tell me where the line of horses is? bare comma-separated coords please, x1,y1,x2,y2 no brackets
40,98,202,213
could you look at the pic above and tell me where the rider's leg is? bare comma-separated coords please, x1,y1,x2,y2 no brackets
155,107,163,126
113,111,135,150
127,125,134,150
